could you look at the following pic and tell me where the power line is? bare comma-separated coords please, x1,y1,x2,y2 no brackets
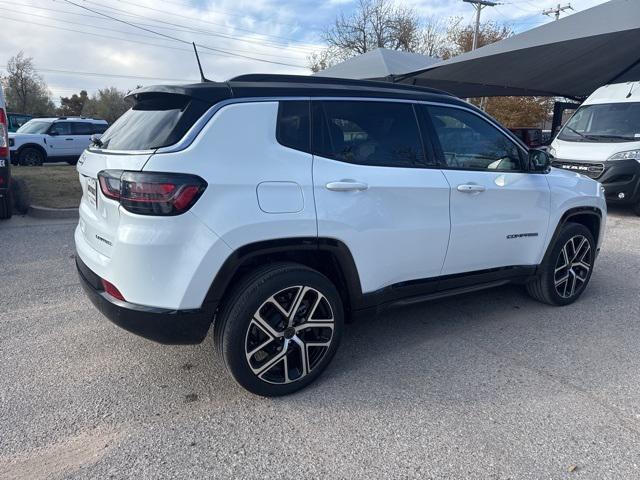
62,0,308,69
82,0,318,49
0,6,305,61
38,67,198,82
3,0,316,54
111,0,310,37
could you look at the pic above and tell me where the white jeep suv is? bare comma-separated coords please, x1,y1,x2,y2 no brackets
75,75,607,396
9,117,108,166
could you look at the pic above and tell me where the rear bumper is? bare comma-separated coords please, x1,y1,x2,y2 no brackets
76,256,213,345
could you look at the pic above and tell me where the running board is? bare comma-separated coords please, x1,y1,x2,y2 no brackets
390,280,511,308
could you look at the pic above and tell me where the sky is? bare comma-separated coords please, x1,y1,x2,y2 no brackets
0,0,610,102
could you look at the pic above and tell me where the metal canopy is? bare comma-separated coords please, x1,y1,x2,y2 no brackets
314,48,439,81
396,0,640,99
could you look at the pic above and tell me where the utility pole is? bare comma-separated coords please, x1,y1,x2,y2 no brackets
463,0,499,51
542,3,573,21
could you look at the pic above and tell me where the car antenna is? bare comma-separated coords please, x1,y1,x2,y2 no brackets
192,42,211,83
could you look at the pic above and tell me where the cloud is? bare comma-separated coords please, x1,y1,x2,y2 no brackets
0,0,609,102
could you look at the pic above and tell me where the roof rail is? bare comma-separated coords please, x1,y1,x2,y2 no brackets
228,73,450,96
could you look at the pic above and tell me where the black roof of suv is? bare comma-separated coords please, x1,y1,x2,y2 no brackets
127,74,465,108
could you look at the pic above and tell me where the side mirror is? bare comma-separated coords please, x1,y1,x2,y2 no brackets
529,149,551,173
48,130,59,136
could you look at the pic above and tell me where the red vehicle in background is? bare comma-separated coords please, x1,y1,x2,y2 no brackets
0,83,11,219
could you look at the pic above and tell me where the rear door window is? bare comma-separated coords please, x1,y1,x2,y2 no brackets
96,94,211,151
71,122,93,135
313,100,427,168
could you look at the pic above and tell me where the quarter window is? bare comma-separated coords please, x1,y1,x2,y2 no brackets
428,106,524,171
314,101,427,168
276,101,310,153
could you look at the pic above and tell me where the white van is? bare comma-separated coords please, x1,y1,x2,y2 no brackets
550,81,640,215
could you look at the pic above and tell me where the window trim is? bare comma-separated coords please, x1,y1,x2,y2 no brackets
148,95,529,165
424,104,529,173
312,99,433,169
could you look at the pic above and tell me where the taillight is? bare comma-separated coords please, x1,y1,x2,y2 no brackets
0,109,8,158
97,170,207,216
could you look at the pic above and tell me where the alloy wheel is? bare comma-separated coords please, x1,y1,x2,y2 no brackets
245,286,335,385
22,150,41,166
553,234,592,299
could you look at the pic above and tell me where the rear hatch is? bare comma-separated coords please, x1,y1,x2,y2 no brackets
76,91,215,258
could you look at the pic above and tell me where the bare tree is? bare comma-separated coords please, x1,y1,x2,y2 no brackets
1,52,55,115
418,16,450,58
309,0,422,71
442,19,512,58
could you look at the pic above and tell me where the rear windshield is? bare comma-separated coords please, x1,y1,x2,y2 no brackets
96,94,211,151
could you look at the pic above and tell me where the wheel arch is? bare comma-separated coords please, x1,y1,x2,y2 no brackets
544,206,603,262
203,237,364,316
16,143,47,161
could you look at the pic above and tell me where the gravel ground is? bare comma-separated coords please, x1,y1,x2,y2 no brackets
1,209,639,479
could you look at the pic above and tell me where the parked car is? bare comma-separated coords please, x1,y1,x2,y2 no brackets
75,75,607,396
509,127,545,148
0,84,11,219
7,113,33,132
9,117,108,166
550,81,640,215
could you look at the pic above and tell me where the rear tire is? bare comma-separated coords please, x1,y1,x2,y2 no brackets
526,222,595,306
10,178,31,214
19,147,45,166
0,189,12,220
214,262,344,396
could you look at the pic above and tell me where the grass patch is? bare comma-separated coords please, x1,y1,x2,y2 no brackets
12,164,81,209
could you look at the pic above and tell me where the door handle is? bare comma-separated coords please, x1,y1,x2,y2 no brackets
326,181,369,192
65,138,74,141
457,184,486,193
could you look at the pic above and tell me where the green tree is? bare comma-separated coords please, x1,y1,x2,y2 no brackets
1,52,55,115
58,90,89,117
82,87,131,124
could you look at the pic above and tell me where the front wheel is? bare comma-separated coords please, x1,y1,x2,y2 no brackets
19,147,45,166
215,263,344,396
633,201,640,217
526,222,596,306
